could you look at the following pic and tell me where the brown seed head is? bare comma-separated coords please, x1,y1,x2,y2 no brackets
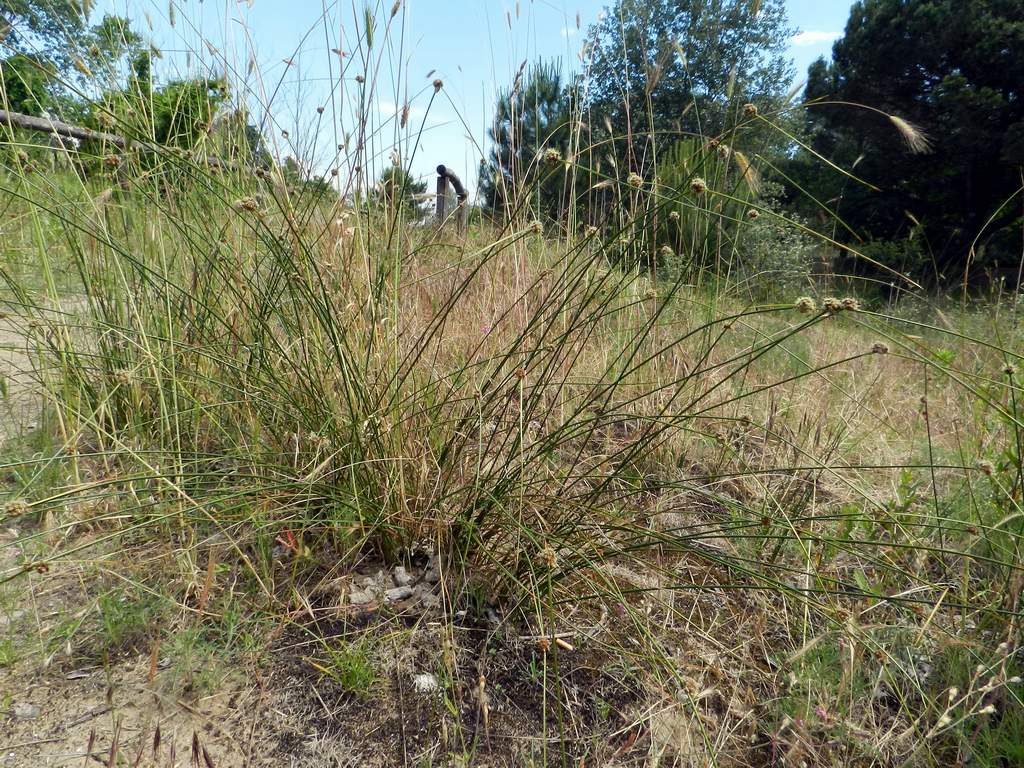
690,177,707,194
795,296,817,314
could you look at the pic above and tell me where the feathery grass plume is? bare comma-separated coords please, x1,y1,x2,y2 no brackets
731,150,761,194
888,114,932,154
390,0,402,18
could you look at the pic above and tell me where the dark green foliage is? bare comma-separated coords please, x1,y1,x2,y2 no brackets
377,165,427,220
0,52,57,114
790,0,1024,285
479,61,574,221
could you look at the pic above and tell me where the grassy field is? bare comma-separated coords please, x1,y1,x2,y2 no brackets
1,10,1023,767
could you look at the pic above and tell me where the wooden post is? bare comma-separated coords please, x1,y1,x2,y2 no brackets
436,172,449,226
436,164,468,233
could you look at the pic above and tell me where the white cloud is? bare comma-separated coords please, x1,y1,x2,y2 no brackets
791,30,841,47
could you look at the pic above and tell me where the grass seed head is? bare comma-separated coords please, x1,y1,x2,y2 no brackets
822,297,843,313
433,78,443,92
538,546,557,568
743,102,758,117
2,499,30,518
542,147,562,166
668,210,680,223
746,208,759,220
690,177,708,194
627,172,643,188
872,341,890,354
795,296,817,314
976,459,995,476
1003,363,1017,377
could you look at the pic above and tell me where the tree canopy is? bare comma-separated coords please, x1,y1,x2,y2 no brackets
794,0,1024,284
479,61,574,220
584,0,792,148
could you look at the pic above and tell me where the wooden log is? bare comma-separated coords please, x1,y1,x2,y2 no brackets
0,108,236,170
0,108,130,148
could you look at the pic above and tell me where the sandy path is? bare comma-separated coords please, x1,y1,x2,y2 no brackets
0,315,37,444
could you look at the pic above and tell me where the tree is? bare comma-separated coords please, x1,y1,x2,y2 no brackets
0,1,84,62
377,165,427,220
479,61,574,221
792,0,1024,284
1,1,85,115
584,0,792,157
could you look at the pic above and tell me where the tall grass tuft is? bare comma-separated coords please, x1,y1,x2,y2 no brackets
0,3,1021,764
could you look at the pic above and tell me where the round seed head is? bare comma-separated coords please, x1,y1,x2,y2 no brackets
795,296,817,314
690,177,707,194
822,297,843,313
871,342,889,355
840,297,861,311
542,148,562,166
538,546,557,568
976,459,995,477
743,103,758,117
2,499,30,517
668,211,680,223
746,208,759,220
627,172,643,188
433,78,443,92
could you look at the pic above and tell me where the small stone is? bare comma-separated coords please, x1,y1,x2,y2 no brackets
393,566,412,587
348,589,375,606
412,672,438,694
386,586,415,602
419,591,441,610
13,702,40,720
0,610,24,626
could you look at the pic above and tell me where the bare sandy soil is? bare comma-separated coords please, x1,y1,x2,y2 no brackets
0,315,36,444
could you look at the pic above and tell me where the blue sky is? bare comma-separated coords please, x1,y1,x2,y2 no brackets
95,0,854,189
